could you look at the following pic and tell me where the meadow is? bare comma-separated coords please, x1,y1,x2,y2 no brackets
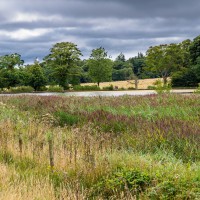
0,94,199,199
81,78,162,89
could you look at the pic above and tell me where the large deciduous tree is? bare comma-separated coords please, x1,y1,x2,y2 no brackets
44,42,82,89
145,44,183,85
190,35,200,65
25,61,47,91
0,53,24,70
88,47,113,86
0,53,24,89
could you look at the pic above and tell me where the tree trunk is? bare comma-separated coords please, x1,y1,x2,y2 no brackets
163,77,168,85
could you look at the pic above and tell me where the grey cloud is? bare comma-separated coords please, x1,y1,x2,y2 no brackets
0,0,200,62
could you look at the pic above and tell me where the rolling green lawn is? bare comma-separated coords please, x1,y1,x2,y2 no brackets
0,94,199,199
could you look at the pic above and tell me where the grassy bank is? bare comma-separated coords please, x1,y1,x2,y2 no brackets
0,94,199,199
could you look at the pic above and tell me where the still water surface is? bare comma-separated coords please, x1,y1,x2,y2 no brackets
0,89,194,97
0,90,156,97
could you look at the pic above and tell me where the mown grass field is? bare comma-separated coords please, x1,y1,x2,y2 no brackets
0,94,199,199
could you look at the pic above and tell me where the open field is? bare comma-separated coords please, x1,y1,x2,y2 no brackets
81,78,162,89
0,94,200,199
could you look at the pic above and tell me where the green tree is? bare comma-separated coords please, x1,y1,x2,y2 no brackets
112,53,133,81
115,52,126,62
180,39,192,68
0,53,24,70
0,53,24,89
171,69,199,87
25,62,47,91
44,42,82,89
128,52,146,77
145,44,183,84
190,35,200,65
88,47,113,86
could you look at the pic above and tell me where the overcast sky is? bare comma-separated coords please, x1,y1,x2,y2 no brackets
0,0,200,63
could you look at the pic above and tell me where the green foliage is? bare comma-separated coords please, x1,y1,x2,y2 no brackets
93,168,151,198
102,84,114,91
112,53,134,81
112,67,133,81
145,44,184,84
115,52,126,62
147,85,156,90
127,87,135,90
190,35,200,65
8,86,34,93
47,85,64,92
54,111,80,126
0,53,24,70
0,95,200,199
44,42,82,89
128,52,146,78
194,83,200,93
171,69,199,87
25,63,47,90
153,80,171,94
0,68,21,89
73,85,100,91
148,181,177,199
88,47,113,86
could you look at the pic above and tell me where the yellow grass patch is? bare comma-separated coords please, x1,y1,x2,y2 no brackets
81,78,162,89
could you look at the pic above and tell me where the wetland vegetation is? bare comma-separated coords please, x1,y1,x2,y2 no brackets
0,94,199,199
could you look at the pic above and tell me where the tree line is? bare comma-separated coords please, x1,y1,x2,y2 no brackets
0,35,200,91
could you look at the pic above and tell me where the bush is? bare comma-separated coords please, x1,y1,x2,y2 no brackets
194,83,200,93
147,85,156,90
153,80,171,94
171,69,199,87
102,84,114,91
47,85,64,92
8,86,34,93
73,85,100,91
93,168,151,198
148,181,177,199
127,87,135,90
54,111,80,126
39,86,48,91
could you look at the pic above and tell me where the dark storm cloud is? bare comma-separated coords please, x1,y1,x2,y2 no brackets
0,0,200,62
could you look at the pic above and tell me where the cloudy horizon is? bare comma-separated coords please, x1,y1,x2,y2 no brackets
0,0,200,63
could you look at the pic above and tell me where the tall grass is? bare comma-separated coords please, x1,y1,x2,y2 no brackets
0,94,199,199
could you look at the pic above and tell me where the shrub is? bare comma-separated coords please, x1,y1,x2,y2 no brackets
194,83,200,93
102,84,114,91
127,87,135,90
73,85,100,91
148,181,177,199
8,86,34,93
54,111,80,126
147,85,156,90
93,168,151,198
47,85,64,92
39,86,48,91
171,69,199,87
153,80,171,94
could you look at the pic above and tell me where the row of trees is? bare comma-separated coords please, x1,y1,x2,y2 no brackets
0,35,200,90
146,38,200,87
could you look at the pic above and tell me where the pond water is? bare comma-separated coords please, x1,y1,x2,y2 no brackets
0,90,156,97
0,89,194,97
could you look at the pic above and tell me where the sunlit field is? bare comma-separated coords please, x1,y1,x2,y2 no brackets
0,94,199,199
81,78,162,89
